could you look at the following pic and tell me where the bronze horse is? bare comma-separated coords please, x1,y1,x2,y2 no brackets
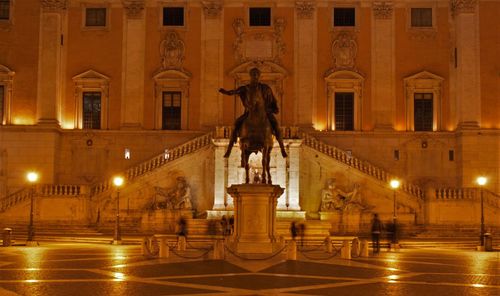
239,91,274,184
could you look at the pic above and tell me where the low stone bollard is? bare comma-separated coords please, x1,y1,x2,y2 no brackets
177,236,187,251
141,237,149,256
325,237,333,253
287,240,297,260
360,240,370,257
159,237,169,258
341,240,351,259
212,239,225,260
351,238,360,257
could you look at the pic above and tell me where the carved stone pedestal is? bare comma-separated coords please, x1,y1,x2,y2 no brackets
227,184,284,254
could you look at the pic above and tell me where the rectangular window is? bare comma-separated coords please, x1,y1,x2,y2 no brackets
162,91,182,130
0,0,9,20
85,8,107,27
0,85,4,123
334,8,355,27
249,7,271,26
449,150,454,161
83,92,101,129
163,7,184,26
335,92,354,131
414,93,433,131
411,8,432,27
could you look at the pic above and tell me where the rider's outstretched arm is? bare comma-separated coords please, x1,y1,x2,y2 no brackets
219,88,241,96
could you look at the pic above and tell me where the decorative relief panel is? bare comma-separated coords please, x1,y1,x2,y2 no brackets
296,1,315,19
202,1,222,19
451,0,476,16
122,0,145,19
160,31,185,71
373,2,393,20
41,0,67,12
232,18,287,64
331,31,358,71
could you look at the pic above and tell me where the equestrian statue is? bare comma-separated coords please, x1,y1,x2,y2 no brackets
219,67,288,184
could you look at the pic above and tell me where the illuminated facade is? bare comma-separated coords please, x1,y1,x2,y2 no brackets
0,0,498,230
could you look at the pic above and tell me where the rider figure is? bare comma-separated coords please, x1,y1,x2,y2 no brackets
219,68,288,158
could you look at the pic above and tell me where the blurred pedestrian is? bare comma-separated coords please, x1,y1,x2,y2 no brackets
299,223,306,247
290,221,298,241
221,215,228,236
371,213,382,254
229,215,235,235
178,217,188,237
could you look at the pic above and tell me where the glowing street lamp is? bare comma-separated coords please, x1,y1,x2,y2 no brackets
389,179,400,246
26,172,39,245
113,176,124,245
476,176,487,249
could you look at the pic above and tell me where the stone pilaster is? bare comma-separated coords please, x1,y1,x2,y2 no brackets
371,1,395,130
200,1,223,128
451,0,481,129
294,1,317,128
213,139,229,210
36,0,67,126
120,0,145,129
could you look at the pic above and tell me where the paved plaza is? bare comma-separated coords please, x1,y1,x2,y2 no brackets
0,242,498,296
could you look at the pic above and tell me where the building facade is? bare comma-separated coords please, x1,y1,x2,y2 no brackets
0,0,499,230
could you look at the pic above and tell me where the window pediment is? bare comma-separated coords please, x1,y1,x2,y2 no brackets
153,69,191,83
72,70,110,86
404,71,443,88
229,61,288,81
0,64,15,80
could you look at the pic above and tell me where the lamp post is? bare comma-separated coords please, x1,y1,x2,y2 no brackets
389,179,400,247
112,176,124,245
476,176,487,250
26,172,39,246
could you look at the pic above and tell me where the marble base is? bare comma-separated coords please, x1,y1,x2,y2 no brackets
227,184,284,254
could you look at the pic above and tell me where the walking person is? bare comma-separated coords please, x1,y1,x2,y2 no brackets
290,221,298,241
371,213,382,254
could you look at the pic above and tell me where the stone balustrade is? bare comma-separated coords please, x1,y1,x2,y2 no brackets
90,132,213,196
435,187,500,208
0,184,86,212
214,126,300,139
302,133,424,200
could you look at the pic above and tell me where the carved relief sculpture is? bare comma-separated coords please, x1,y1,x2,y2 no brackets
296,1,315,19
123,0,145,19
150,177,193,211
232,18,245,62
331,32,358,71
451,0,476,16
160,31,185,70
373,2,393,20
320,179,364,212
41,0,67,12
202,1,222,19
273,18,286,64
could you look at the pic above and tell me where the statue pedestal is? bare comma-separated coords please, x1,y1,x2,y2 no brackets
227,184,284,254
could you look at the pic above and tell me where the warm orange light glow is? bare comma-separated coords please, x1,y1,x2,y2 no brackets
390,179,400,189
61,121,75,129
26,172,39,183
314,123,327,131
12,116,35,125
113,176,124,187
476,176,487,186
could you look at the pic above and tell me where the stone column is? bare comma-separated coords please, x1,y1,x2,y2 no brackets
371,2,395,130
36,0,67,126
294,1,317,128
200,1,223,129
212,139,228,210
452,0,481,129
286,139,302,210
121,1,145,129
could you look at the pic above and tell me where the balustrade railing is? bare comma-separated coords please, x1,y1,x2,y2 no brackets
302,133,424,200
0,184,85,212
90,132,213,196
214,126,300,140
435,187,500,208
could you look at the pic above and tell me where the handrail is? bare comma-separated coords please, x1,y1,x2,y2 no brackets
214,126,300,139
435,187,500,208
0,184,85,212
90,132,213,196
302,133,424,201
